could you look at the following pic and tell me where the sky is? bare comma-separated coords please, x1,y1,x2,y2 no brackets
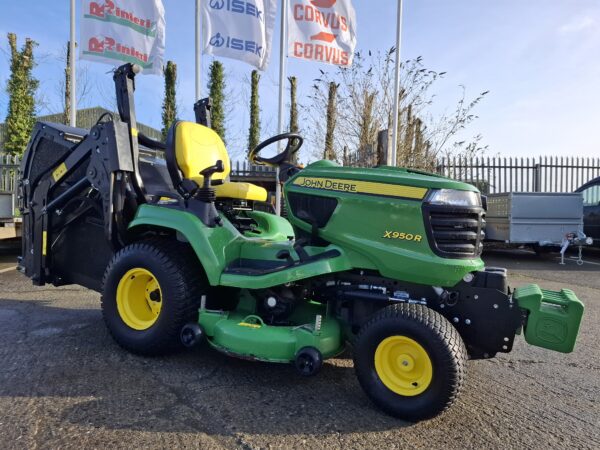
1,0,599,162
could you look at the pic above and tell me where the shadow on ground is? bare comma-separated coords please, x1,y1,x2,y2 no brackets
0,299,410,438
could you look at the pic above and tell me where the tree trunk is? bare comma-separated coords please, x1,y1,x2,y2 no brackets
63,42,72,126
288,76,299,163
324,82,337,160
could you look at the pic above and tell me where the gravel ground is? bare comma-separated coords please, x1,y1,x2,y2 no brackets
0,249,598,449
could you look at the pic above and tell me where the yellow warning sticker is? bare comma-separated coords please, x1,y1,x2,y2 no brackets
292,176,427,200
52,163,68,182
238,322,262,329
42,231,47,256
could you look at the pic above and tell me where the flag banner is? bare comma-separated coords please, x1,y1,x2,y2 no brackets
80,0,165,75
202,0,277,70
288,0,356,66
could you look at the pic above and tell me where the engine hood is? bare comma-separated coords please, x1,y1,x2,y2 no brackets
288,160,478,195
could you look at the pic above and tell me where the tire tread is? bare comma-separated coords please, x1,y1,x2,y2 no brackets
101,237,205,355
354,303,467,420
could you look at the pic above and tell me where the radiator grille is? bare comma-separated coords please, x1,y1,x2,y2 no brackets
425,206,485,258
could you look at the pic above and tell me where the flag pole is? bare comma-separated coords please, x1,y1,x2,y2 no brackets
69,0,77,127
195,0,201,101
390,0,404,166
275,0,288,216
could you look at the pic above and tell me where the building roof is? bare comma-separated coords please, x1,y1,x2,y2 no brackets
0,107,162,152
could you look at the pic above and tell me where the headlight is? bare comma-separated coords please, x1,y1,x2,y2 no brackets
428,189,481,207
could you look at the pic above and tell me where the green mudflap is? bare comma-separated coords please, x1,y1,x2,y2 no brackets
198,296,344,363
514,284,584,353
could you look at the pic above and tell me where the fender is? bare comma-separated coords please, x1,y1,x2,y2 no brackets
128,204,355,289
243,210,295,241
128,204,242,285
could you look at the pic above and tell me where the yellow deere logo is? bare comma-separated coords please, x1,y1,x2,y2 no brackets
293,177,427,200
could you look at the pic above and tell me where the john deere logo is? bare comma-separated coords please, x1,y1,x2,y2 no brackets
210,33,225,47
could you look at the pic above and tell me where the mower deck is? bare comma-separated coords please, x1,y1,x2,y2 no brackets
198,294,344,363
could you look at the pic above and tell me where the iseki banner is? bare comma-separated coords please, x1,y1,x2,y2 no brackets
202,0,277,71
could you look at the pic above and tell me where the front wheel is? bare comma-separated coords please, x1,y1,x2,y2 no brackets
353,304,467,421
101,239,205,356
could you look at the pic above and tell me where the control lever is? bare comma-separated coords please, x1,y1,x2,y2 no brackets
296,210,319,244
199,160,225,188
293,238,311,263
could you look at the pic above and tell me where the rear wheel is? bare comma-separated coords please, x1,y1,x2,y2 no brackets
101,239,205,355
353,304,467,421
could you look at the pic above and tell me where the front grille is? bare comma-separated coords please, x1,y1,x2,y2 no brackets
424,206,485,258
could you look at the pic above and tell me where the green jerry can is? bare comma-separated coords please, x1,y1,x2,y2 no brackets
514,284,584,353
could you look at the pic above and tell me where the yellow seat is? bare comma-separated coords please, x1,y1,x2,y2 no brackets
174,121,267,202
213,181,267,202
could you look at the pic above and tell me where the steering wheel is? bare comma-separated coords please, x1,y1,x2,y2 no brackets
249,132,303,167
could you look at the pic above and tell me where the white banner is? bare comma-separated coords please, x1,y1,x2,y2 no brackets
288,0,356,66
202,0,277,71
80,0,165,75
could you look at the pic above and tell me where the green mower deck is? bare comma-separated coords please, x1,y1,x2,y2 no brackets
198,294,344,363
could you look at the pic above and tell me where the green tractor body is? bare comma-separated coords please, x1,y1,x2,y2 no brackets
17,64,584,421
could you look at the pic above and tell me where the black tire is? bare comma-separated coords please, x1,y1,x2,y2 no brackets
294,347,323,376
101,239,206,356
353,304,467,421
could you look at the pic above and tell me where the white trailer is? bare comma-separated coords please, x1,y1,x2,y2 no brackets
485,192,591,264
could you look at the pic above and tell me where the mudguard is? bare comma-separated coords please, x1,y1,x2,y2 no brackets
128,204,353,288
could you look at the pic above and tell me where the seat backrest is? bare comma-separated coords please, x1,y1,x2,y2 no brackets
172,121,231,183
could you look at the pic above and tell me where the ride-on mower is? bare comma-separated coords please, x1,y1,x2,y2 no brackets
18,64,584,421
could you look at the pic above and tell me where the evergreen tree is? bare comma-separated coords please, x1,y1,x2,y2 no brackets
207,60,226,142
161,61,177,141
5,33,38,156
248,70,261,152
323,82,338,160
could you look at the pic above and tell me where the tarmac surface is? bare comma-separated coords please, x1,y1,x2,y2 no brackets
0,247,599,449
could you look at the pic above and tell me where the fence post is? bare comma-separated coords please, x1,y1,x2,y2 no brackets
533,163,541,192
377,130,389,166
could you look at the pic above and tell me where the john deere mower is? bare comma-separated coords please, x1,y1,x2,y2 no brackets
18,64,584,421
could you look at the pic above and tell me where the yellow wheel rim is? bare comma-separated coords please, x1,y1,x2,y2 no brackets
374,336,433,396
116,268,163,330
